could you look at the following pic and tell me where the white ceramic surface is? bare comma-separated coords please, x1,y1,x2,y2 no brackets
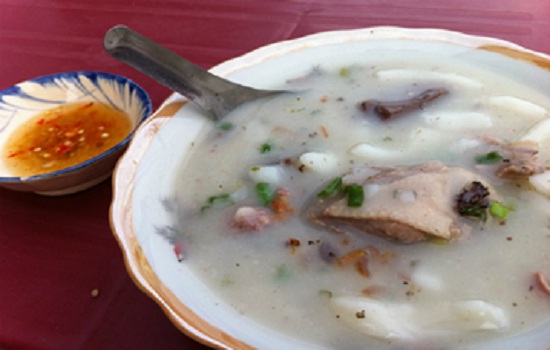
110,27,550,349
0,71,151,195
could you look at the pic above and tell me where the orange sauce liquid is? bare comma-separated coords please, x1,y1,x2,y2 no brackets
2,101,132,176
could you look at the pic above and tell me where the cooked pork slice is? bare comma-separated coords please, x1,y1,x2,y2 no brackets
233,206,271,232
478,137,544,179
309,162,496,243
496,140,544,178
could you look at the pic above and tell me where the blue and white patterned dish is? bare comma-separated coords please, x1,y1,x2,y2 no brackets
0,71,152,195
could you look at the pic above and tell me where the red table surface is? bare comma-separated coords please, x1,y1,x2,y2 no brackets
1,1,549,349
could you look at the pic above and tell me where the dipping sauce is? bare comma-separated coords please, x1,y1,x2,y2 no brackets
2,101,132,176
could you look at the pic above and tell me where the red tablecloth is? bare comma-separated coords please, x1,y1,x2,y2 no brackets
1,1,549,349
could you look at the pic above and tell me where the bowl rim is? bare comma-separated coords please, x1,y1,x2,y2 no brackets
109,26,550,349
0,70,152,183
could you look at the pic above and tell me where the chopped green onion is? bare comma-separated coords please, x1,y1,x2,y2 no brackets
345,184,365,207
260,143,272,154
256,182,274,206
275,264,291,280
221,279,235,287
504,199,517,211
201,193,233,211
475,151,503,164
429,237,450,246
383,136,393,142
318,177,343,197
319,290,333,299
218,122,234,131
490,202,512,220
207,193,231,204
339,67,350,78
458,206,487,221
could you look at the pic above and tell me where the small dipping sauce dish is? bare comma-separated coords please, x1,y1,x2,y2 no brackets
0,71,151,195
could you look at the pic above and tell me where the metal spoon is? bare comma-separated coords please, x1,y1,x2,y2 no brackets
103,25,284,120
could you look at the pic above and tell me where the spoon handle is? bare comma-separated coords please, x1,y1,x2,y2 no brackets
103,25,273,119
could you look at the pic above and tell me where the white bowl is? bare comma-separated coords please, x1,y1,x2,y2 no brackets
110,27,550,349
0,71,151,195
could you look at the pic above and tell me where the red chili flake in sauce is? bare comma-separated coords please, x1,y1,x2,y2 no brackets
2,101,132,176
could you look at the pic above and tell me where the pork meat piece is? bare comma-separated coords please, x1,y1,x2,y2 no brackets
359,88,449,120
478,137,544,179
309,162,497,243
496,140,544,178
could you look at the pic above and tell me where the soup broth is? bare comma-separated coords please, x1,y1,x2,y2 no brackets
172,51,550,349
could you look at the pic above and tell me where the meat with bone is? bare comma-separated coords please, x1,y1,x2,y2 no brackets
308,162,497,243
